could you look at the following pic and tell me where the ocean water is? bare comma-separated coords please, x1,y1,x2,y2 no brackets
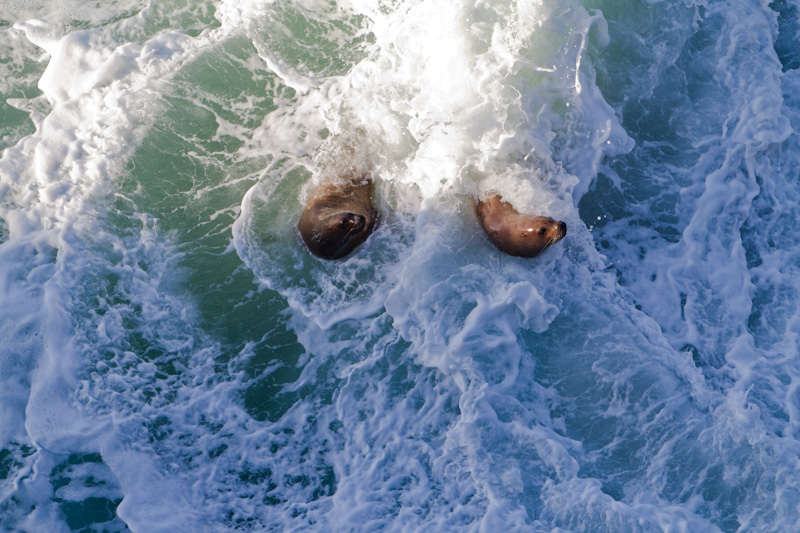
2,0,800,531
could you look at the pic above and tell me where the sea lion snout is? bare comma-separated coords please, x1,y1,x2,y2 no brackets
552,220,567,240
325,212,366,233
527,218,565,239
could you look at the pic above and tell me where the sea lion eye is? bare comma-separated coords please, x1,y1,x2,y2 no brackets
538,227,547,236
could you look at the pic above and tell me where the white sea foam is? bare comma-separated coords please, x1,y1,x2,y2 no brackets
234,0,698,529
233,0,800,530
0,1,241,530
4,0,800,530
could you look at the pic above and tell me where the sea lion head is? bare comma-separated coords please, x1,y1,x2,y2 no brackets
507,216,567,258
301,209,374,260
476,195,567,258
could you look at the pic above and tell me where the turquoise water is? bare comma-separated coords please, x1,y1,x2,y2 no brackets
2,0,800,531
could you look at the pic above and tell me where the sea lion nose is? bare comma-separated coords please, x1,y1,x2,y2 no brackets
558,221,567,234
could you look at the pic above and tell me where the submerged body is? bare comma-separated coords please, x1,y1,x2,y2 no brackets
475,195,567,258
298,175,379,260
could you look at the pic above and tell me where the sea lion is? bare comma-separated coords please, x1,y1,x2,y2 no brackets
475,195,567,258
299,173,379,260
